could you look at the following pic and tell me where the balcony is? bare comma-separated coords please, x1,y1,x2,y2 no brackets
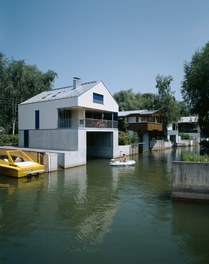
128,122,163,132
79,118,118,129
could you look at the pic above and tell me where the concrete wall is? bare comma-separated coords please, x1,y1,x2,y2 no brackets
114,144,139,158
143,132,149,152
172,161,209,201
19,129,78,150
150,140,172,150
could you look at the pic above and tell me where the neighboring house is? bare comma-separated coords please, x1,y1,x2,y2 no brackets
167,122,179,143
118,110,163,151
18,77,119,167
178,115,200,144
167,116,200,145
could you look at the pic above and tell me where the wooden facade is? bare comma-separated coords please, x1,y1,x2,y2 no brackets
128,122,163,132
121,110,163,133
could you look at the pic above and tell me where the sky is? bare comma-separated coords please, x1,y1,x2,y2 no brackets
1,0,209,100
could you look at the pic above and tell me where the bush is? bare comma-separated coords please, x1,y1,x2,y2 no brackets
0,134,18,146
119,131,138,145
182,151,209,162
179,133,192,140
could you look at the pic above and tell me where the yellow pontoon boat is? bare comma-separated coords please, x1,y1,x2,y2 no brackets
0,150,45,178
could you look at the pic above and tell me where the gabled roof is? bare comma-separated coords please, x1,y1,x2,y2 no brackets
20,81,100,104
118,110,160,117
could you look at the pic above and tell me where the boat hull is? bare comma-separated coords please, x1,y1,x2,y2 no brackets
109,160,136,166
0,150,45,178
0,164,45,178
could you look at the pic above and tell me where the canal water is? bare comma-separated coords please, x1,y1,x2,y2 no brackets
0,147,209,264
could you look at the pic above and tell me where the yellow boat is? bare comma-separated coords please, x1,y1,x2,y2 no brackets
0,150,45,178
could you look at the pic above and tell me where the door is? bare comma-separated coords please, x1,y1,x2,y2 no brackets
24,130,29,148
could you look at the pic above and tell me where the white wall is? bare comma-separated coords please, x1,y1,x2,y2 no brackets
18,97,78,130
78,82,118,112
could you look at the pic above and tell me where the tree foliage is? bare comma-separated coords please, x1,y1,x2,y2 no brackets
113,89,143,111
0,52,57,134
182,42,209,136
155,74,181,135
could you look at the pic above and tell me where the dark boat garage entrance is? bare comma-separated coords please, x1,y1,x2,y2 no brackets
87,132,113,158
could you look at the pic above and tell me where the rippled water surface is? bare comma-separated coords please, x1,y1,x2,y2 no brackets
1,147,209,264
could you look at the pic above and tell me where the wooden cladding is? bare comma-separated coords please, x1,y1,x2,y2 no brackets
128,122,163,132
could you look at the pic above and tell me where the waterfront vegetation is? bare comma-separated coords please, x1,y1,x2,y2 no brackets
179,133,192,140
0,134,18,146
182,151,209,162
118,131,139,145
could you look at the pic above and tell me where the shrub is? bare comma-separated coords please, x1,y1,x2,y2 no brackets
179,133,192,140
119,131,139,145
182,151,209,162
0,134,18,146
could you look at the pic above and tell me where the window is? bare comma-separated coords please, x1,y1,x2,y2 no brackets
35,110,40,129
58,109,71,128
93,93,104,104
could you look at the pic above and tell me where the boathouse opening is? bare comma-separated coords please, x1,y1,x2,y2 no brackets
86,132,113,158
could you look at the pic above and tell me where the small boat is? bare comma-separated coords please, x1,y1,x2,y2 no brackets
0,150,45,178
109,159,136,166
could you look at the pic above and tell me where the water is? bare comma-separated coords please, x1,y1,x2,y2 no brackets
1,147,209,264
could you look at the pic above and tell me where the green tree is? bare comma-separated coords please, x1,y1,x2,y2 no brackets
155,74,181,136
140,93,159,110
113,89,143,111
182,42,209,136
0,52,57,134
178,101,191,116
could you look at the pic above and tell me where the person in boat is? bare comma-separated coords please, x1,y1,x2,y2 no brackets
121,153,126,162
15,157,23,162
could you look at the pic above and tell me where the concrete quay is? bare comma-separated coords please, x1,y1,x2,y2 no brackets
172,161,209,202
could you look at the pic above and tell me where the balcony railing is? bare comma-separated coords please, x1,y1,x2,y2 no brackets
128,122,163,132
79,118,118,129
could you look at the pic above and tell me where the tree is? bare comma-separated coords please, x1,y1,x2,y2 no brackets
155,74,181,136
178,101,191,116
182,42,209,136
141,93,159,110
113,89,143,111
0,52,57,134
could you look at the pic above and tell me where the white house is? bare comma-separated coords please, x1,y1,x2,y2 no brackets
167,116,200,145
18,77,119,168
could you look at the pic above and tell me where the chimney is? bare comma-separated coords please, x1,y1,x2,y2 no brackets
73,77,81,89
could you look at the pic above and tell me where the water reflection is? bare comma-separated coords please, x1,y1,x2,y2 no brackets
52,164,120,251
0,147,209,264
172,202,209,263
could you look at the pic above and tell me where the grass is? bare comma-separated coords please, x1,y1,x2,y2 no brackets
182,151,209,162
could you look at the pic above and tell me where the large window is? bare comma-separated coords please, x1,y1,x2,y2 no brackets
58,109,71,128
93,93,104,104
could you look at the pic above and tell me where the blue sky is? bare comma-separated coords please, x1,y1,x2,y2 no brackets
1,0,209,100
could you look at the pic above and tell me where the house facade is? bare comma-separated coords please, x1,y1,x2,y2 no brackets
118,110,163,151
167,116,200,145
18,78,119,167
